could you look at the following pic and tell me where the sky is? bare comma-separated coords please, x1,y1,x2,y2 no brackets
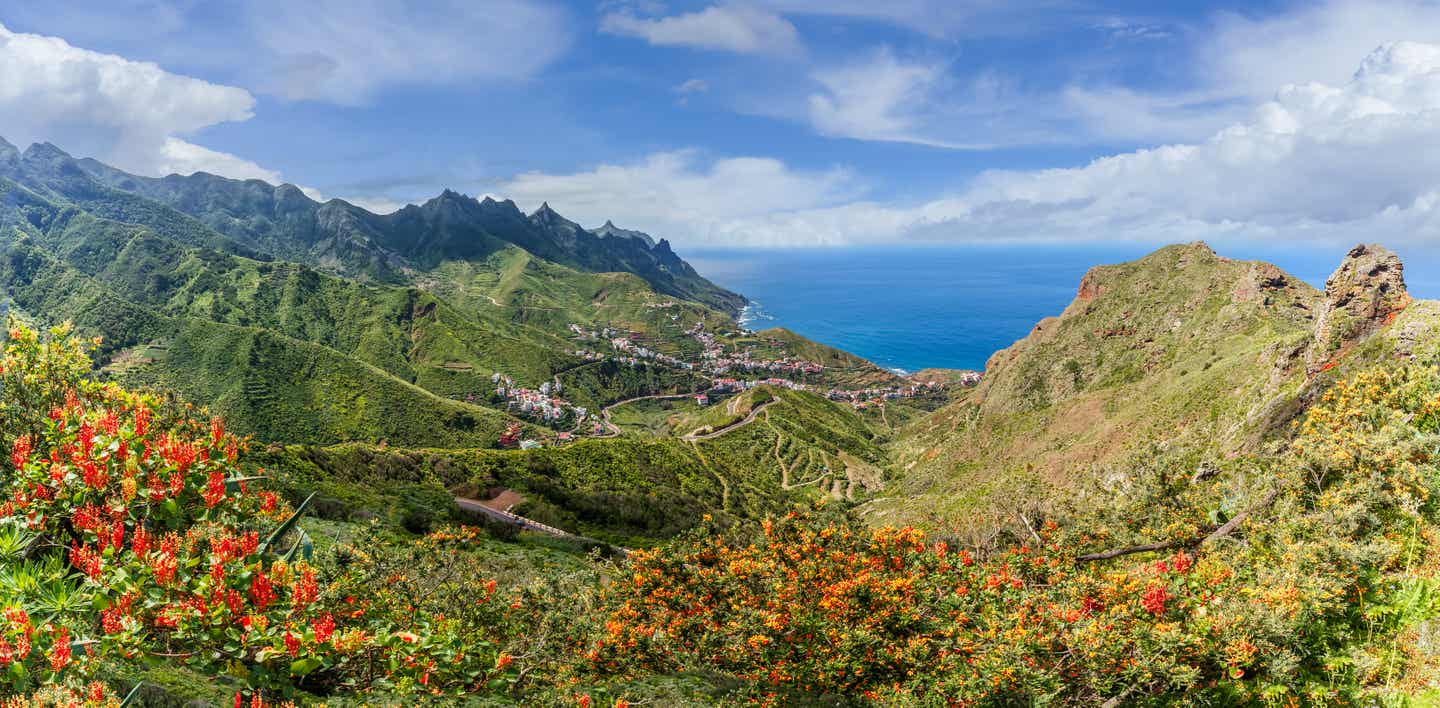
4,0,1440,252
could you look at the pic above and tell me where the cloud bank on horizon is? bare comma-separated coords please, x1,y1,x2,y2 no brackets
5,0,1440,248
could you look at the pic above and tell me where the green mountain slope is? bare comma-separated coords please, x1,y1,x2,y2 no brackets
0,136,913,544
67,147,745,311
876,241,1432,525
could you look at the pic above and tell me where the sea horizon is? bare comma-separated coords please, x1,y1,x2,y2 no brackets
689,241,1440,374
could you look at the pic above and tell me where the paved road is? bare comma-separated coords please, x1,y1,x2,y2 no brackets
453,497,630,557
596,392,703,437
681,400,777,441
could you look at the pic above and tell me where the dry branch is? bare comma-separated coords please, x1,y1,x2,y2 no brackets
1076,488,1279,563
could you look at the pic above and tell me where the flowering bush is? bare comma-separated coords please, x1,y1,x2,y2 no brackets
0,322,520,702
3,318,1439,705
583,364,1440,704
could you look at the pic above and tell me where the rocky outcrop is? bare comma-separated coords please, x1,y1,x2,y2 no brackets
1307,244,1411,374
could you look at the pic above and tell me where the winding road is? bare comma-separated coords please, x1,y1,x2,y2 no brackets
453,496,629,556
680,399,778,441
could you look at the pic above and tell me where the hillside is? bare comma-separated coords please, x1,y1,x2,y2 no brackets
877,241,1433,524
59,143,746,312
0,136,923,553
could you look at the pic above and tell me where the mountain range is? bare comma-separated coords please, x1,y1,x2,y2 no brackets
6,135,1440,538
8,136,1440,703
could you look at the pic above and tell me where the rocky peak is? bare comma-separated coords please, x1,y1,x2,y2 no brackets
1308,243,1410,373
593,219,658,248
21,142,71,162
529,202,583,239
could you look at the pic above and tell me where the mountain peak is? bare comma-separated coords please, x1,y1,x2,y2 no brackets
1309,243,1410,373
592,219,658,248
22,142,72,161
530,202,579,230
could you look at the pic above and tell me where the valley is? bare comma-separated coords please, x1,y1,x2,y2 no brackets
5,134,1440,705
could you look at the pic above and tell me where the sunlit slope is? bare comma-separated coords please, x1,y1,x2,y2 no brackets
878,242,1428,525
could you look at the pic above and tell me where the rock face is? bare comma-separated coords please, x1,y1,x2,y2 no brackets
1308,244,1411,374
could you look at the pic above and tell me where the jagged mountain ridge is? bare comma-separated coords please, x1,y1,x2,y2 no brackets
0,137,743,313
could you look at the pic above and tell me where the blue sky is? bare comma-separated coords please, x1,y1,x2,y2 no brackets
4,0,1440,251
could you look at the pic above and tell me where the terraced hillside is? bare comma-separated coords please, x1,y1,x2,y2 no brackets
0,135,924,547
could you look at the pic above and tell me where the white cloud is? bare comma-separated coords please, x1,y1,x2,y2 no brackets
2,0,574,106
800,49,1065,149
600,4,801,55
252,0,572,104
494,42,1440,249
806,49,964,148
0,22,274,180
342,196,409,215
1067,0,1440,145
157,138,280,183
498,150,862,245
676,78,711,94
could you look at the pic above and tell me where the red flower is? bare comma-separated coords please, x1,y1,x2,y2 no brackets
241,531,259,557
77,422,95,458
292,567,318,611
132,525,152,557
1171,550,1193,574
203,471,226,508
133,406,151,438
1141,584,1170,616
10,434,31,470
49,627,71,672
250,570,276,611
312,613,336,643
284,631,300,658
69,542,103,580
100,409,119,436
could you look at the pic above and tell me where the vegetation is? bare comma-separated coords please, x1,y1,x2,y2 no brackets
5,320,1440,705
11,136,1440,704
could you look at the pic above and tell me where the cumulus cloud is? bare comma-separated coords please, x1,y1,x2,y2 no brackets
495,42,1440,249
498,150,862,245
1067,0,1440,145
600,4,801,55
156,138,280,183
929,41,1440,246
0,22,274,180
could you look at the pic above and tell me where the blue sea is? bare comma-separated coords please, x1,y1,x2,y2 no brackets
687,244,1440,373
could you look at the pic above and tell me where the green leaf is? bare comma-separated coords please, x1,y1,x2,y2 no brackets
290,656,323,677
282,528,313,564
259,492,315,556
119,681,144,707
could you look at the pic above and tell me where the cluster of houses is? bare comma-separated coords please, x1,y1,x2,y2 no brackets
486,373,595,428
824,380,950,409
954,371,983,386
710,377,808,394
687,324,826,378
607,335,694,369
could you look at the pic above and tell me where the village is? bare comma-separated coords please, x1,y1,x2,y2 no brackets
464,318,981,450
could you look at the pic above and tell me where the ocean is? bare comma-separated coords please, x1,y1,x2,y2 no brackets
687,243,1440,374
